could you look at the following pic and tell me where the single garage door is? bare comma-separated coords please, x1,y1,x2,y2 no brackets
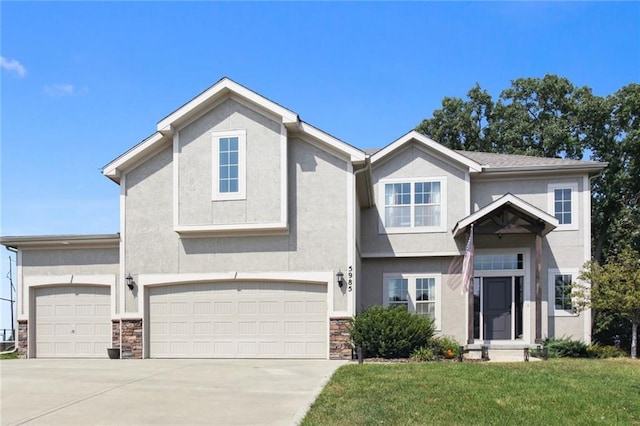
34,285,111,358
148,281,327,358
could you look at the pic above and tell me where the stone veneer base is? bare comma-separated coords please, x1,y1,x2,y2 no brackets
329,317,353,360
17,320,28,359
121,319,143,359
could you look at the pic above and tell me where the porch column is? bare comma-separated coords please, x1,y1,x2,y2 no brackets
535,233,542,343
467,283,474,344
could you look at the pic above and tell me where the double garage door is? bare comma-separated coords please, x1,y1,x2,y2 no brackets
148,281,327,358
34,286,111,358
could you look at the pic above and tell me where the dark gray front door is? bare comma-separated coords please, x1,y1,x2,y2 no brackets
483,277,512,340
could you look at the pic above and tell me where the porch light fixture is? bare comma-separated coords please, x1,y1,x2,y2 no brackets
336,271,345,288
126,274,135,290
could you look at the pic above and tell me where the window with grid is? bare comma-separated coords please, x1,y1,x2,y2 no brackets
219,137,239,194
383,179,443,229
554,274,573,311
212,130,246,200
554,188,572,225
387,278,409,309
415,277,435,319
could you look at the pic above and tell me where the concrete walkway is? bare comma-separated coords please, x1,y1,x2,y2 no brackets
0,359,347,426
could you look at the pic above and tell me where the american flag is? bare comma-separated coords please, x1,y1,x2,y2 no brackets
461,224,474,294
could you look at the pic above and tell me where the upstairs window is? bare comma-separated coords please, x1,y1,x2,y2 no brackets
212,130,246,200
548,183,578,230
381,178,445,232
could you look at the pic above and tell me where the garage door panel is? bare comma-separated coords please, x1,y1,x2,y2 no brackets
35,286,111,358
149,281,327,358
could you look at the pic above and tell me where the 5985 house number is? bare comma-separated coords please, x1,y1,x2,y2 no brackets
347,265,353,292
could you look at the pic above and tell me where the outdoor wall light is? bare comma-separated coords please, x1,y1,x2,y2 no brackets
336,271,345,288
126,274,135,290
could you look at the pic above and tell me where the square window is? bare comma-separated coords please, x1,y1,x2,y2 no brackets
381,179,445,230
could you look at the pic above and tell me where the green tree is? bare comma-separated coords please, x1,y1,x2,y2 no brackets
575,248,640,358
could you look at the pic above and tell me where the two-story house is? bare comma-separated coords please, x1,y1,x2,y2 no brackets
2,78,606,359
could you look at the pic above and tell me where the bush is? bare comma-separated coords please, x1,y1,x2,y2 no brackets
541,337,588,358
410,346,437,362
586,343,627,358
350,306,435,358
430,335,460,359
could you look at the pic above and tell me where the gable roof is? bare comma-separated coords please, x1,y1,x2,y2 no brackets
102,77,365,182
370,131,483,173
452,193,559,237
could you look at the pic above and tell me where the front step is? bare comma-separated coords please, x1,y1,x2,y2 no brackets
465,344,541,362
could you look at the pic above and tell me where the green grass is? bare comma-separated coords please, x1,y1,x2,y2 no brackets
302,359,640,425
0,351,19,360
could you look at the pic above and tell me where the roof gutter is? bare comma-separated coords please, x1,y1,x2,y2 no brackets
354,157,374,208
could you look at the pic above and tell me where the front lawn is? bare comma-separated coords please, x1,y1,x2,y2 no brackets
302,359,640,425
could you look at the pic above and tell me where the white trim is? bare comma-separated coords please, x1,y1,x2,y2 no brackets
378,176,447,234
172,132,180,229
382,273,442,331
157,78,298,132
17,250,23,317
346,161,355,316
212,129,247,201
582,175,592,342
119,174,126,317
548,268,580,317
453,193,559,237
296,121,365,163
361,251,462,258
174,222,288,237
280,123,288,225
464,172,471,216
547,182,579,231
103,132,168,180
371,131,482,172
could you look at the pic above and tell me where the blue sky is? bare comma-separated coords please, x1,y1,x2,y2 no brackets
1,2,639,329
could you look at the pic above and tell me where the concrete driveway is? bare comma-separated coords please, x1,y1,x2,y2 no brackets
0,359,347,426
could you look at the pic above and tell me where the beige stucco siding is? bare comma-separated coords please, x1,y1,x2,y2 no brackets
360,257,467,342
177,98,282,226
123,133,350,313
125,146,179,276
22,248,119,275
362,144,468,255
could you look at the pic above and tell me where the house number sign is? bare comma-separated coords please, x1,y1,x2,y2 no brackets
347,265,353,292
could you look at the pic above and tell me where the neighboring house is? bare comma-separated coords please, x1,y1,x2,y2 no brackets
1,78,606,359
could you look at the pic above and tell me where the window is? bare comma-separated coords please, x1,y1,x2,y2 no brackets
384,274,441,328
554,274,573,311
548,269,578,316
381,178,445,232
548,183,578,230
212,130,246,200
474,253,524,271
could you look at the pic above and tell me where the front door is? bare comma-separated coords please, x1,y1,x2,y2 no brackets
483,277,512,340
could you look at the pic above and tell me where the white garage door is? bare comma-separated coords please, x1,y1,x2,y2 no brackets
34,286,111,358
148,281,327,358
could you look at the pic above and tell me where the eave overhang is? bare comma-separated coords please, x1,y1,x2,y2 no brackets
371,130,483,173
1,234,120,250
452,193,559,238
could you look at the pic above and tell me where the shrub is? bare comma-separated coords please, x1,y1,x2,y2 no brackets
410,346,436,362
430,335,460,359
350,306,435,358
586,343,627,358
541,337,588,358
